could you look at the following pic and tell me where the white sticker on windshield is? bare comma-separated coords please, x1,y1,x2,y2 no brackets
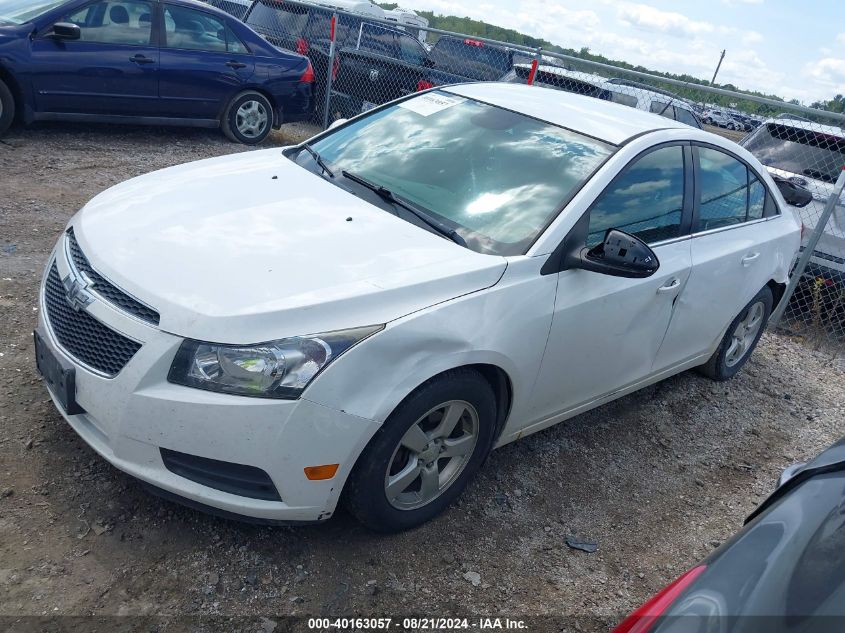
398,92,466,117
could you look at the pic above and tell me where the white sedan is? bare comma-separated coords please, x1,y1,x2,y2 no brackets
35,84,800,531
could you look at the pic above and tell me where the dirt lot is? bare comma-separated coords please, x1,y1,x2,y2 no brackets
1,121,844,630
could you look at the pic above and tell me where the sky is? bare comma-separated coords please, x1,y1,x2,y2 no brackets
401,0,845,104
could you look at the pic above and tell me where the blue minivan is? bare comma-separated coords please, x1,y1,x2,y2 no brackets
0,0,314,143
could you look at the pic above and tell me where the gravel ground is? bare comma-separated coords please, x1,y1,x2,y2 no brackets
1,121,843,630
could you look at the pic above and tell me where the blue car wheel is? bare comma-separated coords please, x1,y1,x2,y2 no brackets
222,90,273,145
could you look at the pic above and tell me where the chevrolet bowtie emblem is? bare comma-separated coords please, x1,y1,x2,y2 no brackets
62,271,94,312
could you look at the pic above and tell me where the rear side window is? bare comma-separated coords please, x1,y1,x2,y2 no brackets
609,91,638,108
587,145,686,246
675,107,700,128
359,24,398,57
246,1,307,38
164,5,226,51
697,147,771,231
63,0,153,45
650,101,675,120
398,33,426,65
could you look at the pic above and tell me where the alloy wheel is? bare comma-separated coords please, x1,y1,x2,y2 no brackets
235,100,268,139
384,400,480,510
725,300,765,367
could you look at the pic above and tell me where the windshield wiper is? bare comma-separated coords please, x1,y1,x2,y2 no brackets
341,170,467,247
301,143,335,178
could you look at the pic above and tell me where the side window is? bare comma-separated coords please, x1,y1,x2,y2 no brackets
225,25,247,54
649,100,674,120
697,147,752,231
398,33,425,65
359,25,398,57
748,176,766,220
164,4,227,52
674,107,699,128
63,0,153,45
587,146,686,247
609,91,638,108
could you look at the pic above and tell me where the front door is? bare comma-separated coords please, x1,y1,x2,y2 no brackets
30,0,159,116
527,144,694,426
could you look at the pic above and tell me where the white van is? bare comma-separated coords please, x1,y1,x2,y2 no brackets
382,6,430,45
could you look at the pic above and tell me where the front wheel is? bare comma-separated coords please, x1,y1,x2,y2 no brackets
221,90,273,145
698,286,773,381
344,369,496,532
0,79,14,137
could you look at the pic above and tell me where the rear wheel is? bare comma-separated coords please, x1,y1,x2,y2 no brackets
698,286,773,381
344,369,496,532
221,91,273,145
0,79,14,137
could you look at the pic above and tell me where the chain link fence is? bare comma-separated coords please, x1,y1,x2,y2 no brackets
206,0,845,354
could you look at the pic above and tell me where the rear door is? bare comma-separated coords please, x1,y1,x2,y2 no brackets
29,0,159,116
157,3,254,119
655,144,793,369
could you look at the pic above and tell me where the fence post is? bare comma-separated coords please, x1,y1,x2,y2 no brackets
322,12,338,130
527,47,542,86
770,167,845,328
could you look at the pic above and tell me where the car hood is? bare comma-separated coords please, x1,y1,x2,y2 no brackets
72,149,507,343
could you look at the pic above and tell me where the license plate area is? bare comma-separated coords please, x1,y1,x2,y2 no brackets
34,330,85,415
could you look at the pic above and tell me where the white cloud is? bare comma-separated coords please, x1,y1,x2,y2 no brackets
807,57,845,94
617,3,714,37
837,33,845,45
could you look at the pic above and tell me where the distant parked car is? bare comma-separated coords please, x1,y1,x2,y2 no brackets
0,0,314,143
742,118,845,288
502,65,701,128
703,109,738,129
243,1,469,119
427,36,529,82
612,436,845,632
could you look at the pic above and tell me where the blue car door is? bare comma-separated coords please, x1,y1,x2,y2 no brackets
28,0,159,116
157,3,254,120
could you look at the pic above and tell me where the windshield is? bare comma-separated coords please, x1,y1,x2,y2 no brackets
0,0,65,24
311,91,614,255
743,122,845,184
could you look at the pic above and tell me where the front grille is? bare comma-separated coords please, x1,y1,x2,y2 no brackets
44,263,141,377
66,228,160,326
160,448,283,502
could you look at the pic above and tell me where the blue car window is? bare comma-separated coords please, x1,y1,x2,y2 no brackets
64,0,153,46
163,4,227,52
225,25,247,54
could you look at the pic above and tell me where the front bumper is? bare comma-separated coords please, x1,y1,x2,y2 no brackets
37,244,380,523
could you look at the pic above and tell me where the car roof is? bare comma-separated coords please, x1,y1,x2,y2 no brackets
763,118,845,138
443,82,689,145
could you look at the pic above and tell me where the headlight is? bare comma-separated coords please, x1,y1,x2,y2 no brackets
167,326,382,399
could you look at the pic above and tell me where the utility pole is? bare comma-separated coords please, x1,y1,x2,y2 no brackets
710,50,726,86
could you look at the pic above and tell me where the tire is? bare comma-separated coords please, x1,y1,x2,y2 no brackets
0,79,14,137
698,286,773,381
221,90,273,145
344,369,497,532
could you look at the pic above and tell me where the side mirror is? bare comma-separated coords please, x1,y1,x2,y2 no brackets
50,22,81,40
328,118,348,130
568,229,660,278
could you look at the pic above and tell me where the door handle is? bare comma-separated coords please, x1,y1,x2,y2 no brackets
741,252,761,267
657,278,682,294
130,54,155,64
226,60,247,69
